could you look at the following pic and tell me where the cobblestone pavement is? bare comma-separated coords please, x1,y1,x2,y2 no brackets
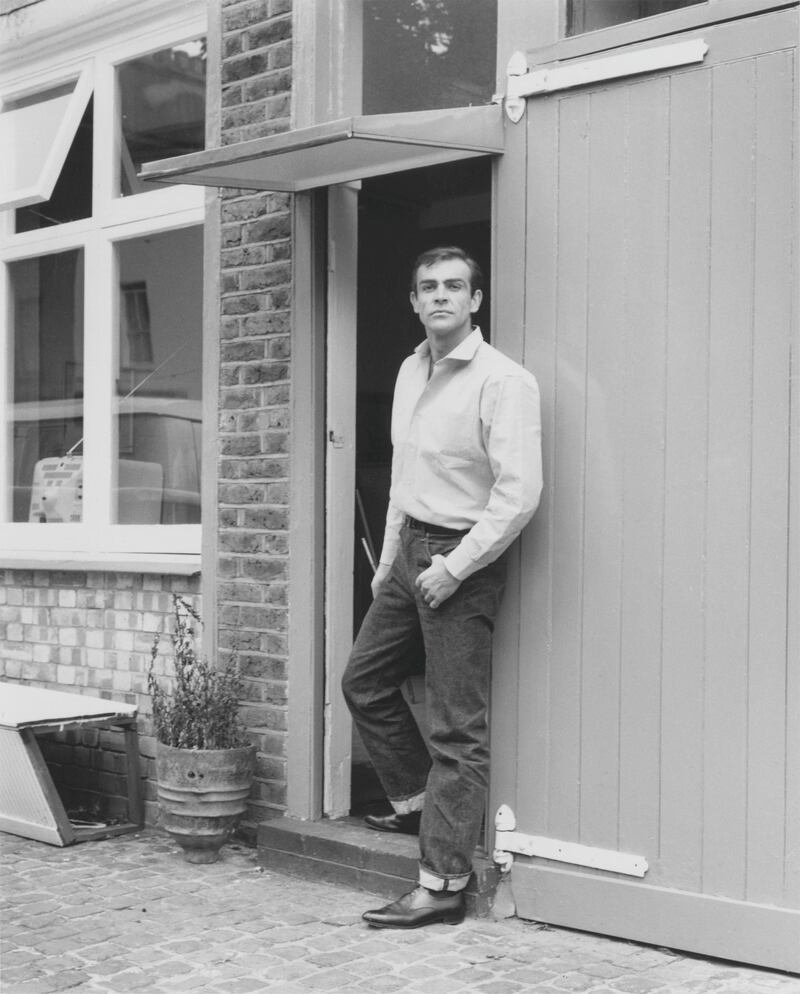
1,830,798,994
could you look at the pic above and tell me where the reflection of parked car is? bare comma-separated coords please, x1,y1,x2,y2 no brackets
12,397,201,524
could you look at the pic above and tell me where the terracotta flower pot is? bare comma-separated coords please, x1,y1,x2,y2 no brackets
155,743,256,863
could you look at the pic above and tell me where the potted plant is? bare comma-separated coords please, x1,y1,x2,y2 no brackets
147,595,256,863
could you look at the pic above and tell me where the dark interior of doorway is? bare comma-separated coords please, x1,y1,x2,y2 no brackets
350,156,492,817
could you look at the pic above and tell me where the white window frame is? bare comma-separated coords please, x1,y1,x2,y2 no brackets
0,4,206,569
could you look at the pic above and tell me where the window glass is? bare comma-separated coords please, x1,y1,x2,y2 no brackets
115,227,203,523
362,0,497,114
567,0,705,36
118,40,206,197
9,250,85,523
15,97,93,233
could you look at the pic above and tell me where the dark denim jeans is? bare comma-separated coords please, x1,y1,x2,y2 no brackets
342,521,506,892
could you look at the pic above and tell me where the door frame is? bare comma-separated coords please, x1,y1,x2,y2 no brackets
322,184,359,818
285,0,553,823
286,189,327,820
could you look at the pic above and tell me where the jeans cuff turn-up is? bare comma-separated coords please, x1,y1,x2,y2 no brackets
391,790,426,815
418,865,471,893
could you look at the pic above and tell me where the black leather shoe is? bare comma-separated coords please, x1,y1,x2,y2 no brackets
362,886,465,929
364,811,421,835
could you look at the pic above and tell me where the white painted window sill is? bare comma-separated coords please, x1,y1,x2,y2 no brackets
0,552,201,575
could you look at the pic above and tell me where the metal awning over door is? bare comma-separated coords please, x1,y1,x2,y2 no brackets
139,104,504,192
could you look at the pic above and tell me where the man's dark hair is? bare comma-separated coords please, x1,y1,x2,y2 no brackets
410,246,484,295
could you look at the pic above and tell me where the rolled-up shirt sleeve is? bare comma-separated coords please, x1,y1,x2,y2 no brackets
378,498,404,567
444,372,542,581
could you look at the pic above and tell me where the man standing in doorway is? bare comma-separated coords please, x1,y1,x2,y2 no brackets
342,246,543,929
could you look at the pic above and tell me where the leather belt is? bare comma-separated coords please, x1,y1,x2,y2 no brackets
404,515,469,538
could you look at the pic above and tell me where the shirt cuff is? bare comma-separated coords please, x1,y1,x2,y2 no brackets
379,536,400,567
443,544,478,582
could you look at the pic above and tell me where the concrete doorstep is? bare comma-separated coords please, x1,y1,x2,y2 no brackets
256,814,502,916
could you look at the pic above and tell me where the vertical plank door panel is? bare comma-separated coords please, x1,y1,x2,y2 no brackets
490,114,532,827
617,75,670,863
577,85,629,851
540,92,593,842
745,48,795,906
702,56,757,901
658,64,712,893
513,95,561,833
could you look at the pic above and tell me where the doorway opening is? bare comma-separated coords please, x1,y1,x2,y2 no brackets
349,156,493,817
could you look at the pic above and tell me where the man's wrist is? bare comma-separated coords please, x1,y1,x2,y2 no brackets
440,557,458,580
443,546,472,581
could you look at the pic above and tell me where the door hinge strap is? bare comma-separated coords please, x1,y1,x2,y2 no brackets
505,39,708,122
495,828,649,878
494,809,648,877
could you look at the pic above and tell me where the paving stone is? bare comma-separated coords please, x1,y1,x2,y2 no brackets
7,982,53,994
507,966,559,985
304,950,357,969
583,963,629,980
297,967,361,989
96,970,152,990
354,974,410,992
0,966,47,986
156,975,210,992
40,968,92,990
551,972,605,991
475,982,528,994
410,978,471,994
2,951,42,968
207,979,266,994
610,978,669,993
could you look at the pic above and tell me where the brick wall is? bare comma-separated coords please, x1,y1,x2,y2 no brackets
217,0,294,827
0,569,201,825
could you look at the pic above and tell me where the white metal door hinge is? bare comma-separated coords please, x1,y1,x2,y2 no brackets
504,38,708,122
494,805,649,878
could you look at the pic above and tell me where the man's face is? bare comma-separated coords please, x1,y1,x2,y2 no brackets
410,258,482,339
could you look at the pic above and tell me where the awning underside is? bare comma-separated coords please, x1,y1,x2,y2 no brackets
139,104,505,193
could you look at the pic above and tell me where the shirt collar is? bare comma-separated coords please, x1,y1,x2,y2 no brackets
414,327,484,363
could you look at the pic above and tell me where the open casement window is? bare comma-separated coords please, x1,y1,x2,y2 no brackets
0,70,93,212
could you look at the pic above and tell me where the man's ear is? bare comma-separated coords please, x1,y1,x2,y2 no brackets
410,291,420,314
470,289,483,313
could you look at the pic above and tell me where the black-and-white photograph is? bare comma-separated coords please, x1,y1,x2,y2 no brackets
0,0,797,990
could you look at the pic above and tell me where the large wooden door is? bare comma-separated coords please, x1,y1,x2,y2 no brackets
501,6,799,971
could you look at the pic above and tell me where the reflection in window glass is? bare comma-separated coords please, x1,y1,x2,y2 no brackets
9,250,85,522
118,40,206,196
362,0,497,114
115,228,203,523
15,98,93,233
567,0,705,36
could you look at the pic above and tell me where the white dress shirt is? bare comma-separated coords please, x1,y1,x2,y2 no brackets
379,328,543,581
